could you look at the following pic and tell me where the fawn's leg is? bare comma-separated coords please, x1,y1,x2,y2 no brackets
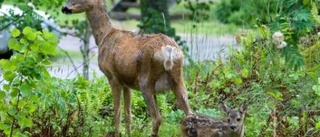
139,76,162,137
123,87,132,137
110,80,122,137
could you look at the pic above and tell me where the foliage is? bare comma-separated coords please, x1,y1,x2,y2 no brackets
0,0,64,31
0,27,58,136
215,0,278,26
138,0,185,47
183,25,320,136
269,0,320,69
176,0,213,26
217,0,319,69
0,27,110,136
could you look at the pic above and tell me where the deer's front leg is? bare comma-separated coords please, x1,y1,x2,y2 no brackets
123,87,132,137
109,80,122,137
139,77,162,137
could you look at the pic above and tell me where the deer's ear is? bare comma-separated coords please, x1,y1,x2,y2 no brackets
220,102,230,113
239,102,248,113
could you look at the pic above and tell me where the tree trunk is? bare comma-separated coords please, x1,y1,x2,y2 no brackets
81,20,91,79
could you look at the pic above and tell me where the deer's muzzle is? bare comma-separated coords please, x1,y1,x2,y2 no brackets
61,7,72,14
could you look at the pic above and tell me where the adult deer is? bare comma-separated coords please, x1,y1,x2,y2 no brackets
61,0,193,136
180,102,248,137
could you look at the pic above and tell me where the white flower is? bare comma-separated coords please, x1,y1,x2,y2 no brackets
272,31,284,46
276,41,287,49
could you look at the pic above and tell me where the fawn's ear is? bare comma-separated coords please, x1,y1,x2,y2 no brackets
239,102,248,113
220,102,231,113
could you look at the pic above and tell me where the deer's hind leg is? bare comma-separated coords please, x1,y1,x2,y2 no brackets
169,62,193,116
139,76,162,137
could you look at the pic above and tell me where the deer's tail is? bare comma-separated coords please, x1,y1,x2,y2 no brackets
154,45,183,71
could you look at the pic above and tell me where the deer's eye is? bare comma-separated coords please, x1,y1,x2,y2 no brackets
228,118,231,123
237,118,241,122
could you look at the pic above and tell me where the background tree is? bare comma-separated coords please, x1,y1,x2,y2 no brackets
139,0,177,38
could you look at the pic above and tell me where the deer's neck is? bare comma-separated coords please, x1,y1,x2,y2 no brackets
86,4,114,46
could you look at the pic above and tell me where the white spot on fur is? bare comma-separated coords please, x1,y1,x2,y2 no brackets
154,45,183,70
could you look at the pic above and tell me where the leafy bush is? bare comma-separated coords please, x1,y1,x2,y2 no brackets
183,25,320,136
0,27,111,136
215,0,278,26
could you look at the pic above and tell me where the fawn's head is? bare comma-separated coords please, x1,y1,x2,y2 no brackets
220,102,248,132
62,0,105,14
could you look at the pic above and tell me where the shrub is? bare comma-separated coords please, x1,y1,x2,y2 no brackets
215,0,278,26
182,25,320,136
0,27,111,136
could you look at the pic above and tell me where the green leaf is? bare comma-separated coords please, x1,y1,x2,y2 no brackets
10,88,19,97
25,118,33,127
8,108,18,116
316,121,320,129
8,38,21,51
11,28,21,38
306,72,317,80
267,91,283,101
0,91,5,100
28,104,37,113
0,59,7,69
30,43,39,52
20,83,32,96
234,77,243,84
20,38,29,45
3,84,10,91
22,27,33,35
294,8,311,22
18,116,32,128
26,33,37,41
312,85,320,96
0,122,10,130
241,68,249,78
42,43,56,55
3,71,15,81
43,29,55,40
303,0,310,6
210,80,222,88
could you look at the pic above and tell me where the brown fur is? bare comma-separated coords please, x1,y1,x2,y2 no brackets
62,0,193,136
180,102,248,137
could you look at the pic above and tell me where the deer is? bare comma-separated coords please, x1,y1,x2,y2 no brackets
61,0,193,136
180,102,248,137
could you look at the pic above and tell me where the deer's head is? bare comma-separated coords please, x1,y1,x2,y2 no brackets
61,0,103,14
220,102,248,133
